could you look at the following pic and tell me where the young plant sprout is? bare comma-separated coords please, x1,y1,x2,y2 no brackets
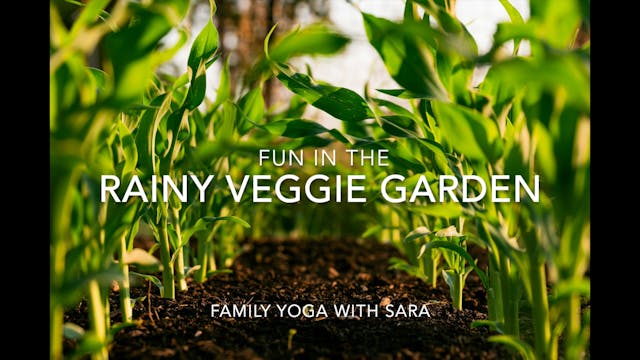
400,226,441,288
287,328,297,352
424,225,478,311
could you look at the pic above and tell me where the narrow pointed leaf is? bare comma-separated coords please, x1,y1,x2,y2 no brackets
276,69,374,122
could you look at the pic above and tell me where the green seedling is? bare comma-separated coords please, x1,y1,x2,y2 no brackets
422,225,477,311
399,226,441,288
287,328,297,351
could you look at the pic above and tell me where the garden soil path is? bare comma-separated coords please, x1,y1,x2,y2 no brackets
65,238,511,359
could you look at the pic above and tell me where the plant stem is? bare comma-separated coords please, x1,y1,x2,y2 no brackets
453,272,463,310
176,249,187,290
158,209,175,299
119,234,132,322
529,259,551,360
197,230,218,282
104,289,110,332
565,293,581,360
50,166,80,360
208,240,217,272
97,204,111,333
430,254,438,288
196,236,208,283
422,251,438,288
50,302,63,360
478,220,504,325
51,240,66,360
487,259,504,323
88,279,108,360
500,256,519,336
172,209,187,291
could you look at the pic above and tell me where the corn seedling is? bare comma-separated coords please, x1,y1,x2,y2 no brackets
429,225,486,311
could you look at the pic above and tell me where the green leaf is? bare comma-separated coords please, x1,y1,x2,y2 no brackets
362,13,448,101
371,97,417,119
68,0,110,37
425,240,488,287
530,0,582,48
187,20,219,72
184,64,208,110
432,101,503,163
135,97,170,176
87,67,107,93
237,87,264,134
250,23,349,82
130,272,164,297
493,22,536,49
403,0,417,22
185,16,220,110
214,101,238,143
499,0,525,24
374,140,427,173
213,57,231,109
328,129,350,143
442,268,457,290
263,119,329,138
117,122,138,176
276,67,374,122
380,115,418,137
203,216,251,228
105,1,188,105
268,24,350,62
497,0,525,49
171,72,190,91
532,122,556,184
167,223,180,251
489,56,589,111
362,225,383,238
489,335,536,360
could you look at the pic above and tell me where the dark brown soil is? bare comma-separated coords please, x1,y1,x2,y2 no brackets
64,238,511,359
